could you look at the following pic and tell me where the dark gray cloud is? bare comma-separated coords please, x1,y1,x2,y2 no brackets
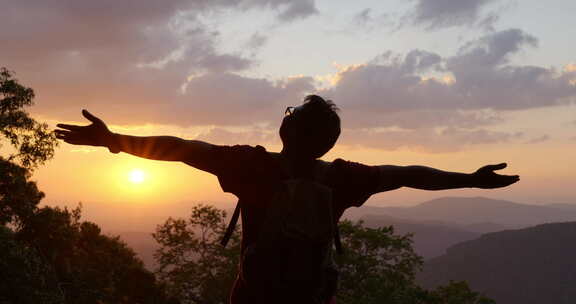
244,32,269,53
268,0,318,22
406,0,500,30
352,8,393,31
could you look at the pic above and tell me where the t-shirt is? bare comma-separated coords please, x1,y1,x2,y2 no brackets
205,145,381,304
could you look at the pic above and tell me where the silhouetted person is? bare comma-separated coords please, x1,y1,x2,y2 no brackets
55,95,519,304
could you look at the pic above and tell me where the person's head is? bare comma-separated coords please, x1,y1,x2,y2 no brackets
280,95,341,159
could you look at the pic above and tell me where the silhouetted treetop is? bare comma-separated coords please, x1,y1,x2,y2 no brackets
1,67,57,169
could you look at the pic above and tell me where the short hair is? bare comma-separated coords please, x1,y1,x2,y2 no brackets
280,95,341,159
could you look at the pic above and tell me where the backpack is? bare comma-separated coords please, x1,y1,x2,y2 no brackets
221,156,342,303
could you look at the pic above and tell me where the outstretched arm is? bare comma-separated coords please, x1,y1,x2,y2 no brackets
55,110,215,169
375,163,519,192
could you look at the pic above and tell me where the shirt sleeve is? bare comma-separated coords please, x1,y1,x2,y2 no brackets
207,145,268,195
328,158,381,208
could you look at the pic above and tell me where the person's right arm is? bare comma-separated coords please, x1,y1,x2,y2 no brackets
55,110,216,171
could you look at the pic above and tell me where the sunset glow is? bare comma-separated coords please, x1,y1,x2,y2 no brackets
7,0,574,215
128,169,145,184
6,2,576,303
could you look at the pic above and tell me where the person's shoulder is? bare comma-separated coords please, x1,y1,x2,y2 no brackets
324,158,379,182
212,144,270,156
324,158,380,208
211,145,272,176
219,144,266,151
326,158,372,170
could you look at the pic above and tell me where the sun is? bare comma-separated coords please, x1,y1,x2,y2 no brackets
128,169,146,184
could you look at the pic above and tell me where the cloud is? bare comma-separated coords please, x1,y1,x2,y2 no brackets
405,0,501,30
267,0,318,22
173,73,316,126
446,29,576,110
352,8,393,31
195,127,278,146
339,127,521,153
2,1,572,153
303,28,576,151
524,135,550,144
244,33,269,53
0,0,318,122
324,29,576,129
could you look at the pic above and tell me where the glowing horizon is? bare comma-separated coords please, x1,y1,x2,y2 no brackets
2,1,573,230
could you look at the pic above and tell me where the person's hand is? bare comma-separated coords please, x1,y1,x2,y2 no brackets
55,110,118,152
472,163,519,189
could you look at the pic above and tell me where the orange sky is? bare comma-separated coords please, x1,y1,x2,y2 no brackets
3,1,575,232
34,113,575,233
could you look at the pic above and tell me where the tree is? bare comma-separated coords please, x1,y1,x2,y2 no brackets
0,68,176,303
0,159,45,225
0,67,57,226
423,280,496,304
336,220,424,304
0,67,57,169
0,225,64,304
154,206,494,304
154,204,241,304
16,205,177,304
336,220,494,304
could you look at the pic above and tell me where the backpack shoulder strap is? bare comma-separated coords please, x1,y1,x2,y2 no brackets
221,201,241,247
333,220,343,255
314,160,343,255
221,151,276,248
317,160,344,255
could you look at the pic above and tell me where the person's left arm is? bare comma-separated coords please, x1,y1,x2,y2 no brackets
374,163,519,192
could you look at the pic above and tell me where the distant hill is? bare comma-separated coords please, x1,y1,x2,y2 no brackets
109,206,237,271
112,231,158,270
110,197,576,270
546,203,576,211
418,222,576,304
360,214,480,259
376,197,576,228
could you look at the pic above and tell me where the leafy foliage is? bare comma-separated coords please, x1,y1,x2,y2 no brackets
0,68,492,304
0,67,57,169
336,220,494,304
0,67,57,227
424,280,495,304
16,205,176,304
0,68,176,303
336,220,424,304
154,204,241,304
0,159,45,225
0,225,64,304
154,206,494,304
